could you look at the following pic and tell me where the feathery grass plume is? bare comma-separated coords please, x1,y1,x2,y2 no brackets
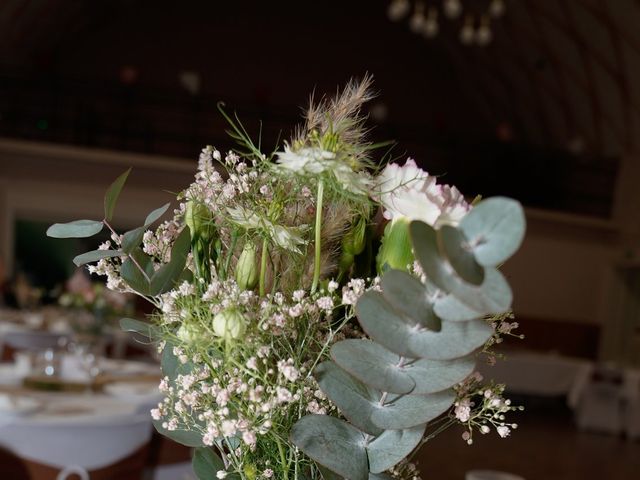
294,73,377,168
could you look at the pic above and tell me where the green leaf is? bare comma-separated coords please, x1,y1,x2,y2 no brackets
314,361,383,436
356,291,493,359
404,355,476,394
430,282,482,322
121,226,146,255
46,220,104,238
459,197,526,267
438,225,484,285
72,249,121,267
161,341,196,381
369,475,393,480
119,318,160,340
318,466,344,480
120,257,151,296
367,424,426,474
104,168,131,221
290,415,368,480
381,269,441,331
410,221,512,315
145,203,171,225
152,417,204,447
331,340,415,394
332,339,476,394
149,227,191,295
371,390,455,430
193,448,226,480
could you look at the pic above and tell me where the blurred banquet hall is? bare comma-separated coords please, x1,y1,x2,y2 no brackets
1,1,640,479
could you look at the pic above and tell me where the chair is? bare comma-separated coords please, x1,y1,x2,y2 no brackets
466,471,526,480
575,366,624,434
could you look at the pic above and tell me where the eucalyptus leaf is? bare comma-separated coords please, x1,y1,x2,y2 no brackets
161,341,195,381
438,225,484,286
119,318,160,340
104,168,131,221
152,417,204,447
404,355,476,394
73,249,121,267
356,291,493,359
410,221,512,315
318,465,344,480
459,197,525,267
431,286,482,322
193,447,225,480
367,424,426,474
290,415,368,480
121,226,147,255
381,269,440,331
120,257,151,296
150,227,191,295
145,202,171,225
314,361,384,436
331,340,415,394
371,390,455,430
46,220,104,239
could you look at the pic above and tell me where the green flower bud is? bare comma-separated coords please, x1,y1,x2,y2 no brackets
376,217,414,273
243,464,257,480
212,308,246,340
184,200,212,241
176,323,198,343
236,241,259,291
342,216,367,256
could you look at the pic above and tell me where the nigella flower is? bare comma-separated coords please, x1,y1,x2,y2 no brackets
275,146,371,195
373,158,470,227
226,206,308,254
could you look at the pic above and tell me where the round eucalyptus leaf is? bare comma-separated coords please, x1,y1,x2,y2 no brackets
331,340,415,395
405,355,477,394
370,390,455,430
432,289,482,322
410,222,512,314
367,423,426,474
73,249,122,267
459,197,525,267
438,225,484,286
192,447,229,480
356,291,493,359
290,415,368,480
381,270,441,331
314,361,383,436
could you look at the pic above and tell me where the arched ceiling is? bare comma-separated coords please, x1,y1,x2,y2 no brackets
1,0,639,217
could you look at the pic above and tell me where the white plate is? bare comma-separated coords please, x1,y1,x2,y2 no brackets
0,394,41,417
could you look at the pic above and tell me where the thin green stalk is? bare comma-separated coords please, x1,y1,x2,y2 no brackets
277,436,289,480
259,237,269,297
311,179,324,294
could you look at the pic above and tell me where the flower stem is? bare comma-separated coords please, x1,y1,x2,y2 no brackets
277,436,289,480
259,237,269,297
311,179,324,294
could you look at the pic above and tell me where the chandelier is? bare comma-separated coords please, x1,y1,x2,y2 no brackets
387,0,506,46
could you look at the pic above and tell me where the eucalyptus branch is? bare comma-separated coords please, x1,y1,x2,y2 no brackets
103,219,152,284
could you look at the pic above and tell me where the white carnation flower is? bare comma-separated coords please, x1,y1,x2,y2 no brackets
374,158,470,227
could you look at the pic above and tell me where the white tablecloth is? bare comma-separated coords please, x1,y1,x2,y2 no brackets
0,358,161,470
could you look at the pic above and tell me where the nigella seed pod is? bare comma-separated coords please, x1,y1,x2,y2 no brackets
184,200,212,240
212,308,246,340
376,217,414,273
236,241,259,291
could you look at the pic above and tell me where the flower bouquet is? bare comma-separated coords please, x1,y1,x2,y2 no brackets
47,77,525,480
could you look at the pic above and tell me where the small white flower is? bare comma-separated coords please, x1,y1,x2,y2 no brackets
216,471,228,479
497,425,511,438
